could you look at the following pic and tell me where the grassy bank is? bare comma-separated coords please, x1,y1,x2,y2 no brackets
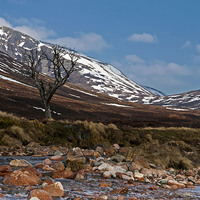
0,111,200,169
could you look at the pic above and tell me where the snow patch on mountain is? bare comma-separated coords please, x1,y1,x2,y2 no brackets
1,26,200,110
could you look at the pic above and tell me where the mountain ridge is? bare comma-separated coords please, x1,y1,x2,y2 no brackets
1,49,200,127
0,25,200,110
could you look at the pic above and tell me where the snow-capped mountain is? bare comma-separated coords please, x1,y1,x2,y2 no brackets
0,25,200,110
0,26,156,103
146,90,200,110
143,86,166,97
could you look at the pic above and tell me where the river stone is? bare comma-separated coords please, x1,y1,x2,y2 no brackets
72,147,83,157
98,163,126,178
82,149,94,157
113,143,120,150
134,172,144,179
0,165,12,177
95,146,104,155
3,168,41,186
168,180,186,188
30,198,40,200
66,156,86,164
98,163,113,171
110,154,126,163
51,161,65,171
43,159,52,165
43,181,64,197
157,179,168,185
103,171,111,178
169,168,175,175
42,165,55,171
50,155,63,161
54,151,63,156
94,161,104,167
10,159,32,167
28,189,52,200
52,169,74,179
75,169,86,180
121,174,132,180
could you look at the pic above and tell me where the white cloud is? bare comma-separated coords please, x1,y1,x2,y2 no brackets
129,33,157,43
125,54,145,64
0,17,12,27
121,55,191,93
15,25,55,40
182,40,191,48
48,32,109,52
0,17,109,52
0,17,55,40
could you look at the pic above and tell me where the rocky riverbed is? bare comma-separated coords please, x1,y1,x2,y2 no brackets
0,143,199,199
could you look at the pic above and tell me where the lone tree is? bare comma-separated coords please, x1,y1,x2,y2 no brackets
24,45,80,119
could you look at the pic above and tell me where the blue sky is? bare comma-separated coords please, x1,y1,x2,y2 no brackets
1,0,200,94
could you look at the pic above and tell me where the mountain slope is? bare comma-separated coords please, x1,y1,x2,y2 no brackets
1,50,200,127
146,90,200,110
0,26,155,103
0,26,200,110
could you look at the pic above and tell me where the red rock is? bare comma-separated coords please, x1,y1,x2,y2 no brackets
35,163,45,169
0,165,12,177
196,180,200,185
43,159,52,165
23,167,42,178
99,182,111,187
187,185,196,188
43,179,54,185
140,168,166,178
42,165,55,171
75,169,86,180
168,180,186,189
186,181,193,186
28,189,52,200
176,174,185,181
52,169,74,179
3,167,42,186
170,185,178,190
138,177,145,182
118,196,124,200
25,186,35,191
149,186,159,190
10,159,32,167
110,187,128,195
0,193,5,197
50,155,63,161
43,181,64,197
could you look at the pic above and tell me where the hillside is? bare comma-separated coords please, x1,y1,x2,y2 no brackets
1,50,200,127
0,26,156,103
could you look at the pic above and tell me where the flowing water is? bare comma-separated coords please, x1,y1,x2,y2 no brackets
0,156,200,200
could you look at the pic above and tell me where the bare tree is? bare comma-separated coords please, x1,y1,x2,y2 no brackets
24,45,80,119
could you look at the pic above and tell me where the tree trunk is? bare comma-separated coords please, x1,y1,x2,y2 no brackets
44,102,52,119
